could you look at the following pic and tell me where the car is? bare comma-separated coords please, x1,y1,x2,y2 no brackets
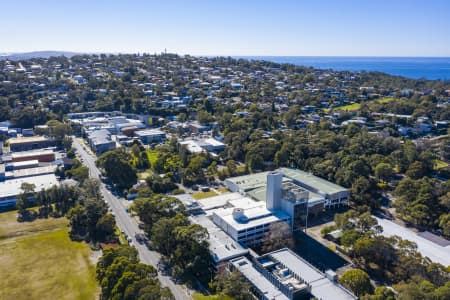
138,222,145,229
135,233,146,244
191,185,199,191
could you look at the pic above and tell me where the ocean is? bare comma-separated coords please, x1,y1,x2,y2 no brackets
235,56,450,80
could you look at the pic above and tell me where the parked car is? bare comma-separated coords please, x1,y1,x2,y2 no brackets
135,233,146,244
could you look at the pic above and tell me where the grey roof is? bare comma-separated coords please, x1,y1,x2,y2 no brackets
190,213,248,263
247,185,325,206
134,129,165,137
0,174,59,199
88,129,112,145
280,168,348,195
226,168,348,196
269,249,356,300
230,256,289,300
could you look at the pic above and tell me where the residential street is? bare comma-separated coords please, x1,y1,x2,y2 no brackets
72,138,192,300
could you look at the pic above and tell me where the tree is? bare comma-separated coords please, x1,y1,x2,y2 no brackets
226,159,237,176
197,110,214,125
439,214,450,238
405,161,426,179
16,182,36,214
182,155,206,185
374,162,394,182
96,213,116,242
46,119,72,141
62,136,73,151
67,205,88,240
96,245,172,300
261,222,295,253
151,214,190,256
69,165,89,183
361,286,395,300
211,270,253,300
97,148,137,190
351,176,381,208
339,269,374,296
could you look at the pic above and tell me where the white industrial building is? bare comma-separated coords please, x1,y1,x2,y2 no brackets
134,129,166,144
179,137,225,154
0,173,59,209
230,248,357,300
86,129,116,154
225,168,349,211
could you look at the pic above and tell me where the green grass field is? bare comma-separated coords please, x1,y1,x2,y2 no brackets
192,190,219,200
376,97,394,104
0,210,68,240
146,149,160,166
434,159,449,170
333,102,361,111
192,293,232,300
327,97,395,112
0,210,98,300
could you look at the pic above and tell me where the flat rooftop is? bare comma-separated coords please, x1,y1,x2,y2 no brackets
196,192,243,211
8,136,49,144
269,249,356,300
214,205,290,231
191,213,248,264
230,256,289,300
225,171,270,191
0,174,59,198
134,129,165,136
11,149,54,158
227,168,348,196
280,168,348,195
375,216,450,266
179,140,204,153
247,185,325,207
8,160,39,168
13,166,57,178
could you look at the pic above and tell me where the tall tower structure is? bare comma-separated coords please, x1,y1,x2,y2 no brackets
266,171,282,210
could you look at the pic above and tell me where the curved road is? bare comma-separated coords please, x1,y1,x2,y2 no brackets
72,138,192,300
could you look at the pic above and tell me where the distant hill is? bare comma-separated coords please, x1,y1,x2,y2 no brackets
0,51,80,60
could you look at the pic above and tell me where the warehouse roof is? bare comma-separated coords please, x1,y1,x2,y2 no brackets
230,256,289,300
247,185,325,207
8,136,49,145
280,168,348,195
269,249,356,300
191,213,248,264
0,174,58,198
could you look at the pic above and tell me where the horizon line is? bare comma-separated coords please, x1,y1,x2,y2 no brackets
1,50,450,59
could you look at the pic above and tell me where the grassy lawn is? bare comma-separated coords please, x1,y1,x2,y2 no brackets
0,209,68,240
333,102,361,111
376,97,394,104
146,149,160,166
0,210,98,300
326,97,395,112
434,159,449,170
192,190,219,200
192,293,232,300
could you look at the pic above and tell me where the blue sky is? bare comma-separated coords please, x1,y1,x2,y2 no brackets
1,0,449,56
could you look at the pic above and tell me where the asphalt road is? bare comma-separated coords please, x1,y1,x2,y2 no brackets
72,138,192,300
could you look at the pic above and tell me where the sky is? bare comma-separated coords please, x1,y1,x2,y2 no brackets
1,0,449,57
